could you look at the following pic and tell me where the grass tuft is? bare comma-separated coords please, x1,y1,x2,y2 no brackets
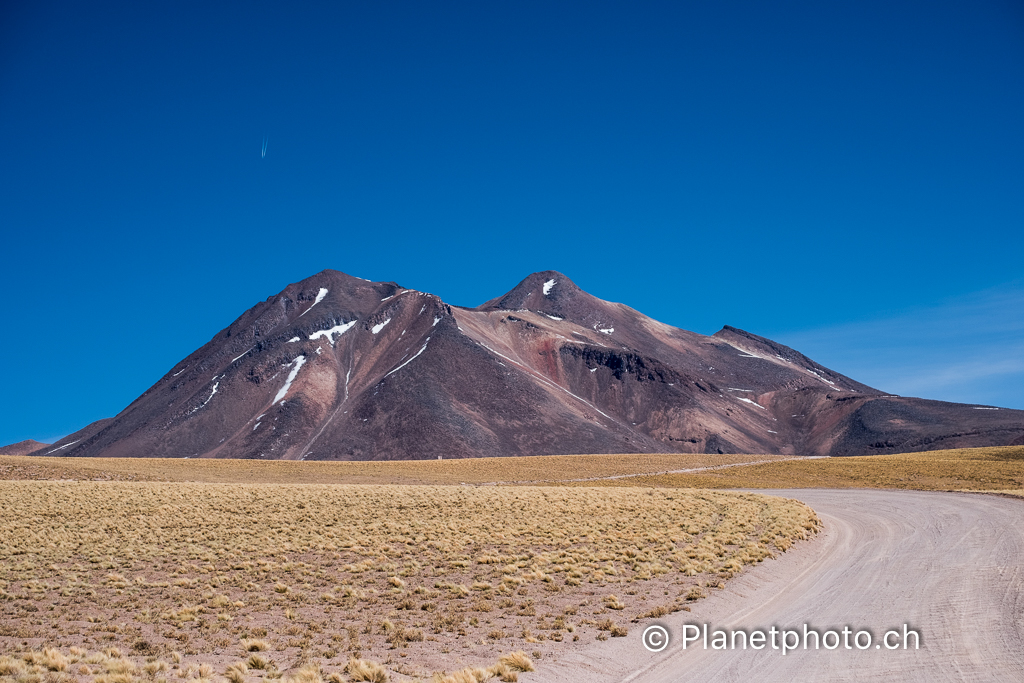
497,652,534,672
346,657,388,683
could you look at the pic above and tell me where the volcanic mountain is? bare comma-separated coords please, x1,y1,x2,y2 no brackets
0,439,52,456
36,270,1024,460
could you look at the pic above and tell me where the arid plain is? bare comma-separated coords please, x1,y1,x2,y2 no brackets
2,447,1022,681
0,451,827,683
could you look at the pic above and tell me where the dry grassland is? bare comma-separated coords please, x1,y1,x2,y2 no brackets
0,453,796,486
978,489,1024,499
0,482,817,681
575,446,1024,492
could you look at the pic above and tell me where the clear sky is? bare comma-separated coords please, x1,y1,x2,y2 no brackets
2,0,1022,446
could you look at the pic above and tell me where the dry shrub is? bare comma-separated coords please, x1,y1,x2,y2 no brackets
685,586,705,601
596,619,628,637
225,662,249,683
284,663,322,683
603,595,625,610
105,658,136,676
384,622,424,647
241,639,269,652
489,664,518,682
346,657,388,682
636,603,673,620
23,648,69,672
94,673,136,683
143,661,168,676
246,654,269,670
433,661,521,683
0,656,28,676
497,652,534,672
471,598,493,612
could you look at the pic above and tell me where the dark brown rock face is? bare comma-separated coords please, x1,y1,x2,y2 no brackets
36,270,1024,460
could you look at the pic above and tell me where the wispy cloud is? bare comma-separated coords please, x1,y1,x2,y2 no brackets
770,284,1024,409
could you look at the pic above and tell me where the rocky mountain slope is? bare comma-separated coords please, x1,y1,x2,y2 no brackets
0,440,52,456
33,270,1024,460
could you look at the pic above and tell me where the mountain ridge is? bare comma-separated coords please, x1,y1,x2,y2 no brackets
0,439,52,456
29,270,1024,460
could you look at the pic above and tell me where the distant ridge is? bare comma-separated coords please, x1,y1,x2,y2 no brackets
34,270,1024,460
1,439,52,456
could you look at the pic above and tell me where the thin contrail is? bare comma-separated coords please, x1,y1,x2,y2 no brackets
261,136,267,158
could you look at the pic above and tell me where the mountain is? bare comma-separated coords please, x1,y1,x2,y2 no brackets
0,439,52,456
33,270,1024,460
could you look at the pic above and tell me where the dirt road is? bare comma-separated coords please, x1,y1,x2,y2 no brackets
529,489,1024,682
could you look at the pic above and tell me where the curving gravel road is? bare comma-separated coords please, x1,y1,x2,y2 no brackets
529,489,1024,682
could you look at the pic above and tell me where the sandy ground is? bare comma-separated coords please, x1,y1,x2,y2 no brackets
525,489,1024,682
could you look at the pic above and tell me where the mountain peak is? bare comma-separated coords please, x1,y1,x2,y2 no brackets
476,271,582,311
0,439,51,455
300,269,401,291
34,269,1024,461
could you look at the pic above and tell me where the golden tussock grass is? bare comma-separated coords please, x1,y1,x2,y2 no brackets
430,650,533,683
3,447,1018,492
581,446,1024,491
0,646,379,683
0,452,795,486
0,480,815,679
976,489,1024,498
346,656,388,682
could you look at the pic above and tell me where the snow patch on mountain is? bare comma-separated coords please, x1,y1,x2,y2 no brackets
46,440,80,454
273,356,307,404
735,397,766,409
309,320,357,346
299,288,329,317
385,338,431,377
189,382,220,414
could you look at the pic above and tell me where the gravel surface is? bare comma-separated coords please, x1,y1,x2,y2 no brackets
527,489,1024,682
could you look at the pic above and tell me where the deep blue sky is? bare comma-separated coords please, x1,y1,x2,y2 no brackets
2,0,1023,446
